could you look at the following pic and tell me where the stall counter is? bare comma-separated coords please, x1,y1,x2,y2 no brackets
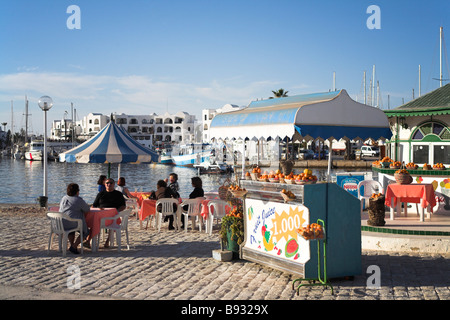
239,180,362,279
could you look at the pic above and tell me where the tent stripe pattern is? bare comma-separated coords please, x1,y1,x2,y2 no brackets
59,121,158,163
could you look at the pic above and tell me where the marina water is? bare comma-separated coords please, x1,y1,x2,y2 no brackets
0,157,368,205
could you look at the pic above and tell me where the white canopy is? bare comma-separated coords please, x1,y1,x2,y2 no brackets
209,90,392,141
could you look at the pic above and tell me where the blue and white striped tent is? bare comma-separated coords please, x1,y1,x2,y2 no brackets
59,120,159,164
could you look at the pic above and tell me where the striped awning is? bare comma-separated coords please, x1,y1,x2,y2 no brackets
59,121,159,163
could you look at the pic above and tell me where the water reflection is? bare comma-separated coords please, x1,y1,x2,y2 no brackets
0,157,369,205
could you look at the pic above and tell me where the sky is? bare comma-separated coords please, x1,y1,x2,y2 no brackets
1,0,449,135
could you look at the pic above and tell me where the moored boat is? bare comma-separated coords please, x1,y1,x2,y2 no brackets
24,140,44,161
171,143,212,167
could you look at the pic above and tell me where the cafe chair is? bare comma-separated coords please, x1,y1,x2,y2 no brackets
180,197,206,233
155,198,180,232
96,209,132,251
46,212,84,257
357,180,383,213
125,197,139,220
207,199,230,235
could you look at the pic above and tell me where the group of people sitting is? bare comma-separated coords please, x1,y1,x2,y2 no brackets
59,173,204,255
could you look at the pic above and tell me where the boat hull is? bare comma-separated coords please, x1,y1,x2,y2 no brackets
25,151,43,161
172,151,211,167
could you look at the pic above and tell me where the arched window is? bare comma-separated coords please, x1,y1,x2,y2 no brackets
411,121,450,164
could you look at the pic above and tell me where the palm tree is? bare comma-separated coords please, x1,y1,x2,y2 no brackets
271,89,289,99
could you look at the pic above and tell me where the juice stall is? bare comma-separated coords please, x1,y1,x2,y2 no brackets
208,89,393,283
239,180,361,280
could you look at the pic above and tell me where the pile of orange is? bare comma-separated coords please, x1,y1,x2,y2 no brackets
433,163,445,169
395,169,409,174
390,161,402,167
297,223,324,240
381,156,393,162
370,192,383,199
295,169,317,182
227,207,243,218
251,166,262,174
406,162,418,169
423,163,432,170
228,184,246,191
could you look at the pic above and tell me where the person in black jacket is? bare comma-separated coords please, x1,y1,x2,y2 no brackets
154,180,177,230
181,177,204,228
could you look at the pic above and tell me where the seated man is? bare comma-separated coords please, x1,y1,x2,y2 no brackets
92,178,126,212
92,178,126,248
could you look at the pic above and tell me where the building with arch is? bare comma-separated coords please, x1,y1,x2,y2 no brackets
384,84,450,165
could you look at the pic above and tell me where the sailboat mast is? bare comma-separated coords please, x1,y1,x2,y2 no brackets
25,96,29,144
440,26,443,88
372,65,376,107
10,101,14,145
419,65,421,97
363,71,367,105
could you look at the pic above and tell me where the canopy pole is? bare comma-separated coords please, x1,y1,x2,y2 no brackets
118,163,121,181
327,139,333,182
242,139,246,180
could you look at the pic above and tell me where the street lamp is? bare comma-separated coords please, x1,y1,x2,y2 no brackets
38,96,53,206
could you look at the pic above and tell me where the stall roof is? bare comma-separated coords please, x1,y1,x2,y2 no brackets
384,83,450,117
209,89,392,141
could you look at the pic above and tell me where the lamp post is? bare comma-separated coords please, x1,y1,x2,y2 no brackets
38,96,53,205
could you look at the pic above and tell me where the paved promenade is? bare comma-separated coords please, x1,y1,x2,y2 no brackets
0,207,448,302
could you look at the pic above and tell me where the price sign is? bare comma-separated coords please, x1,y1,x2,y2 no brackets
244,199,310,264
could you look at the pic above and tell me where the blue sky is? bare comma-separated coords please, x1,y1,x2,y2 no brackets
1,0,449,135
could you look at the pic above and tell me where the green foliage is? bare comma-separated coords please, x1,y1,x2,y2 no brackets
220,215,244,246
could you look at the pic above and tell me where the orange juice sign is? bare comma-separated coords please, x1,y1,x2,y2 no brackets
245,199,310,264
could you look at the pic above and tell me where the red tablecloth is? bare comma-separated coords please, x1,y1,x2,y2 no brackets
385,184,436,211
139,199,156,221
130,192,152,207
84,208,119,239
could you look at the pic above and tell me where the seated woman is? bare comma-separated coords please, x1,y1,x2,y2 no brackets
115,177,138,199
181,177,204,228
154,179,177,230
97,175,106,193
59,183,91,254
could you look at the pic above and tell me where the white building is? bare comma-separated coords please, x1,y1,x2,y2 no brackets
51,111,199,148
202,104,241,142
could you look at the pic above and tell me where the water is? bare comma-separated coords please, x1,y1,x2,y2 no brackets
0,157,369,205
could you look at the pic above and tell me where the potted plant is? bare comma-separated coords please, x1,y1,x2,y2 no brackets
220,204,244,259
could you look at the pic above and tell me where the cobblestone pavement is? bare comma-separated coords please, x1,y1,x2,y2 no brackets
0,210,449,301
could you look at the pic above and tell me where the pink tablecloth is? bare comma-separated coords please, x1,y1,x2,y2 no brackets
130,192,152,207
139,199,156,221
84,208,119,238
385,184,436,211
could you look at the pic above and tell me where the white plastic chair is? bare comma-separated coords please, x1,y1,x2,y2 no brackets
357,180,383,213
155,198,179,231
47,212,83,257
180,197,206,232
207,199,230,235
125,197,139,220
95,209,131,251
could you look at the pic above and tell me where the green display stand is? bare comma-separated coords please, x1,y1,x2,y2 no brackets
292,219,334,295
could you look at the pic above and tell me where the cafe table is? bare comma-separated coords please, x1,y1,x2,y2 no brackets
138,199,157,229
49,206,118,252
130,191,153,207
384,183,436,222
